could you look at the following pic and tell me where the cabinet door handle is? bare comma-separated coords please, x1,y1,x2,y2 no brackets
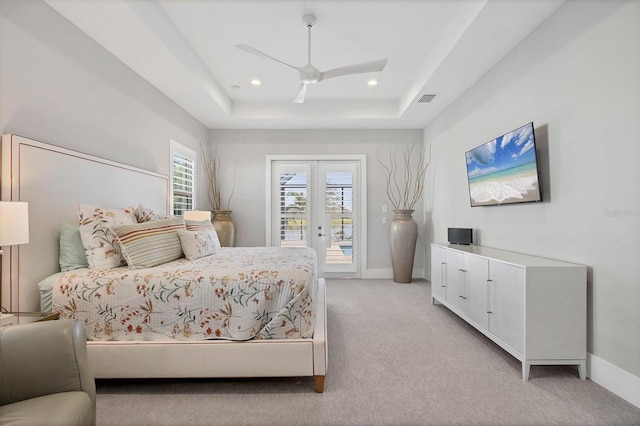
459,269,467,300
464,270,468,299
441,262,446,287
486,279,493,313
463,272,467,299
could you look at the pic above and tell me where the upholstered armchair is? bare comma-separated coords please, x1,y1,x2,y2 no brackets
0,319,96,425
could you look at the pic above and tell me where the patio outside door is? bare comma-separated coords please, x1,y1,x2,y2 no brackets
269,158,362,278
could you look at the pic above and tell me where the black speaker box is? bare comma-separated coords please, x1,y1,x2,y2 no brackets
448,228,473,245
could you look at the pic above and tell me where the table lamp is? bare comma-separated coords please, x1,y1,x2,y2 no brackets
0,201,29,312
184,210,211,222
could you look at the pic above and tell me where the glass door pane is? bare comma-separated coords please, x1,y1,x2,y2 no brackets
324,171,354,266
319,162,358,275
272,163,313,249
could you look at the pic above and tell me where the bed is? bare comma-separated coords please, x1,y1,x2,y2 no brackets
0,134,327,392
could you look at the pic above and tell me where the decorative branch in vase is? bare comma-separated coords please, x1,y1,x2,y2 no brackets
200,143,237,247
201,143,236,211
377,143,431,283
376,143,431,211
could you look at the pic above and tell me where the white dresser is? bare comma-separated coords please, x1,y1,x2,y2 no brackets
431,243,587,381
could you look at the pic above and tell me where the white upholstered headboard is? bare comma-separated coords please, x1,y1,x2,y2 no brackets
1,134,170,312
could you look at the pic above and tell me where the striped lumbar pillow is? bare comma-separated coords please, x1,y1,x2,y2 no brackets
185,219,215,232
111,217,186,269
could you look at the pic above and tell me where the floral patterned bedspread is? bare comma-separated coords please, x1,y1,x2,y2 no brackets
52,247,317,341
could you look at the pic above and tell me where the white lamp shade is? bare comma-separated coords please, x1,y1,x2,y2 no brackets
0,201,29,246
183,210,211,222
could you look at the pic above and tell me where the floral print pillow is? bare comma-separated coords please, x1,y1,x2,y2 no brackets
134,203,160,223
76,203,137,269
177,229,219,260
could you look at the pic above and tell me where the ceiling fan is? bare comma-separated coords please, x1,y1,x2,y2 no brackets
236,14,387,104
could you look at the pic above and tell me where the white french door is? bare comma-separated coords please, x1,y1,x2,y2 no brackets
268,157,364,278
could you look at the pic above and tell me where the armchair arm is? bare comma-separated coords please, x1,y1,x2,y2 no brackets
0,319,95,409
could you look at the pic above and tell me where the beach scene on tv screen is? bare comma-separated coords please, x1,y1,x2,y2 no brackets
466,123,541,206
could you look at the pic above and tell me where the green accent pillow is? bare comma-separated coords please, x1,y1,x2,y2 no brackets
59,223,88,272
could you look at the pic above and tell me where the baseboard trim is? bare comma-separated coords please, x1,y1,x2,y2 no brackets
363,268,425,280
363,268,392,279
588,352,640,408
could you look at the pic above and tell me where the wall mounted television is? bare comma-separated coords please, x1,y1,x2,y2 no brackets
465,122,542,207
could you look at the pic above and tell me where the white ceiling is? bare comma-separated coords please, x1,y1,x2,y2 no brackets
45,0,564,130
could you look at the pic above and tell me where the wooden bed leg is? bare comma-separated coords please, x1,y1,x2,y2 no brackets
314,375,325,393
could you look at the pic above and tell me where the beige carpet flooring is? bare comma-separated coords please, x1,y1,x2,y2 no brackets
95,279,640,425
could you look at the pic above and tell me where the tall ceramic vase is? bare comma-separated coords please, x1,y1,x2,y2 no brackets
390,209,418,283
212,210,235,247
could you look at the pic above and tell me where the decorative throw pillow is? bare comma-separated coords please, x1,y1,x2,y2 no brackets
76,203,137,269
59,223,89,271
185,220,221,249
111,217,186,269
185,219,215,231
177,229,219,261
134,203,160,223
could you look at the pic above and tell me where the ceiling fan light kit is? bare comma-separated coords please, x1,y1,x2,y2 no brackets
236,13,387,103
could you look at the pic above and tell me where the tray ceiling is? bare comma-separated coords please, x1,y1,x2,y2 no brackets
45,0,564,129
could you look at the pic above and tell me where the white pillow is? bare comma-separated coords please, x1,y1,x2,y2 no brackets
76,203,137,269
177,229,219,261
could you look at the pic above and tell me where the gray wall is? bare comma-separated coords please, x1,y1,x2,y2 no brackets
208,129,425,277
0,0,208,204
424,0,639,382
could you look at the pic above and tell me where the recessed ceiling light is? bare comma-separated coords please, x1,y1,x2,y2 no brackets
251,79,261,86
367,79,378,86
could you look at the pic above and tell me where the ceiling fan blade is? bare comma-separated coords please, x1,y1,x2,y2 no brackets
292,83,308,104
319,58,388,82
235,44,302,72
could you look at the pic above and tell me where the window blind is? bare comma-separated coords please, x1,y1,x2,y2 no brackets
172,153,194,216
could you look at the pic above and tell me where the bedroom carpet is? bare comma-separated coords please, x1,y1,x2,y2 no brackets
95,279,640,425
